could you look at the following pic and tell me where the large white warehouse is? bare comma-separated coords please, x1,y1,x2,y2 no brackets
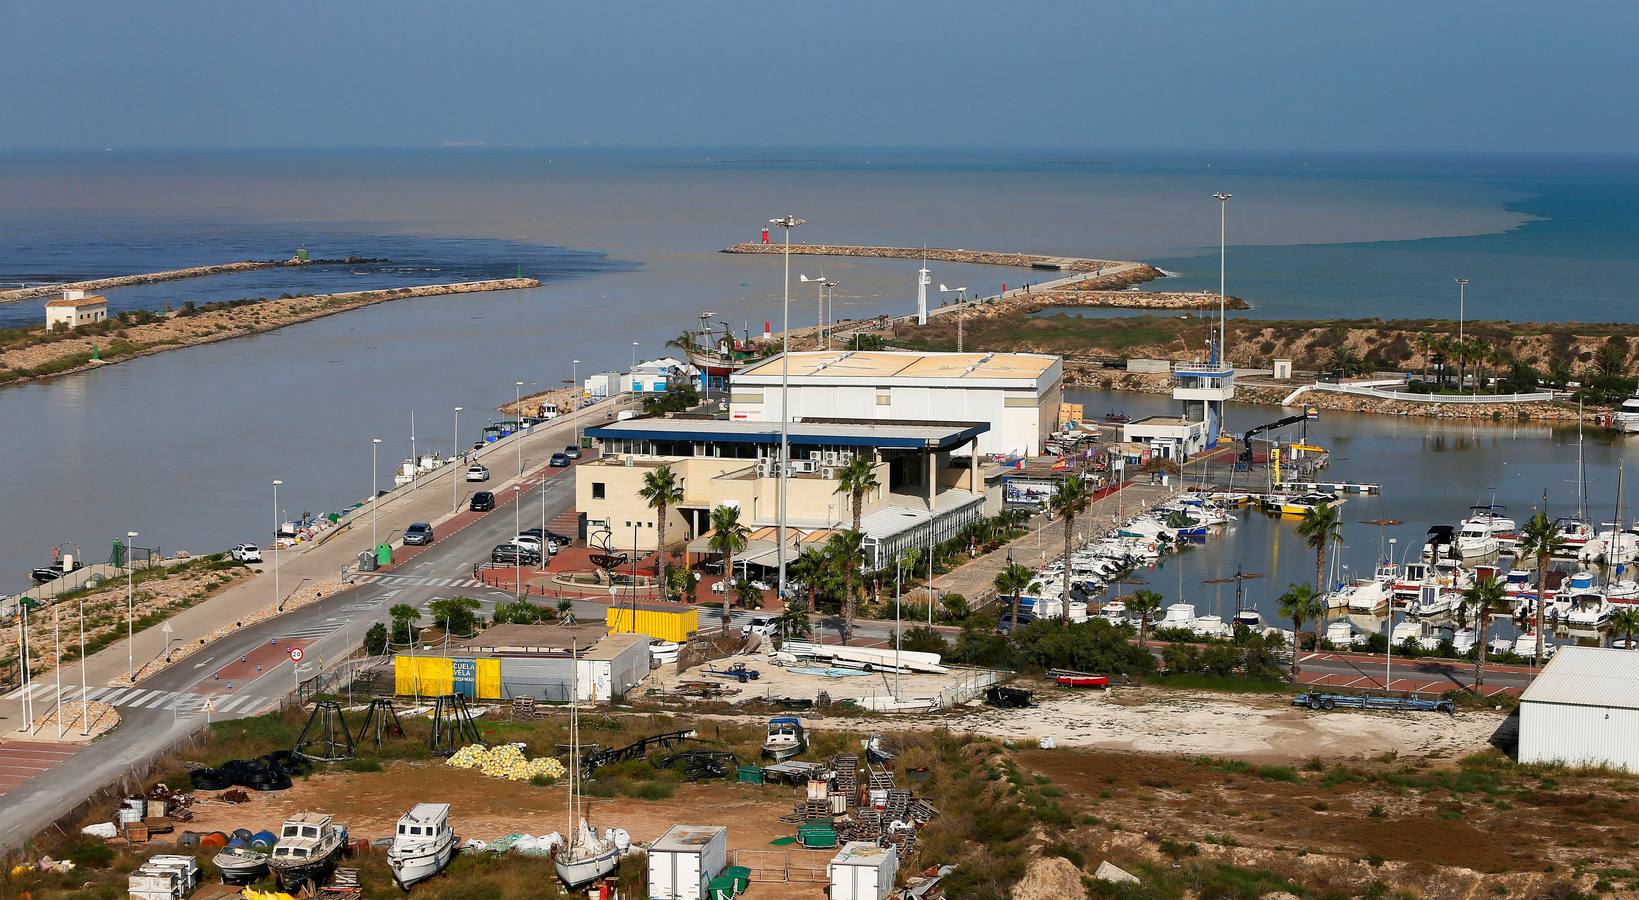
1517,646,1639,773
729,350,1062,458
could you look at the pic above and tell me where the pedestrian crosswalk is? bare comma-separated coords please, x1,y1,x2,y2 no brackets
7,684,269,718
353,574,489,589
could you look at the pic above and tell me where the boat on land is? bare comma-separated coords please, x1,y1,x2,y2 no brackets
387,802,456,889
268,812,348,891
762,715,808,761
212,845,269,884
1054,673,1110,688
555,645,621,890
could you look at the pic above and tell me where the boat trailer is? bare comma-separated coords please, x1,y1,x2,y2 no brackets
1293,692,1455,715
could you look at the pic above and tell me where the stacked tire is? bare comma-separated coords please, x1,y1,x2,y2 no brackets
189,751,311,793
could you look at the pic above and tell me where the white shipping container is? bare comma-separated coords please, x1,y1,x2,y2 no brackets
647,824,728,900
828,842,898,900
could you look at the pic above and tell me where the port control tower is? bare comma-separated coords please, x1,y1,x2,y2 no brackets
1172,338,1234,445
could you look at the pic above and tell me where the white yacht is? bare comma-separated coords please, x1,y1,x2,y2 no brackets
387,803,456,889
1615,395,1639,434
1410,584,1459,617
1160,603,1197,629
1454,521,1501,558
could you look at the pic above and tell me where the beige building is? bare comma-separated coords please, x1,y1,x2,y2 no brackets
44,289,109,330
575,418,991,568
729,350,1062,458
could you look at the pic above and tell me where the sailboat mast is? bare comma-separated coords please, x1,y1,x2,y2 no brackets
1578,398,1588,520
567,639,577,846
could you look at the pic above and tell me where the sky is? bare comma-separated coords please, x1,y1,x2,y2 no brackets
2,0,1635,153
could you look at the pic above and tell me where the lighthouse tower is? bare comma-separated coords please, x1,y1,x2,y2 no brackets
916,254,931,325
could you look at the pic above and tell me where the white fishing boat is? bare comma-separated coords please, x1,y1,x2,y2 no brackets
1422,525,1455,561
555,643,621,890
268,813,348,891
1410,584,1459,617
1160,603,1196,629
1615,395,1639,434
1454,521,1500,558
1513,633,1555,660
387,803,456,889
1563,594,1615,628
1189,614,1230,639
1098,599,1128,623
212,845,269,884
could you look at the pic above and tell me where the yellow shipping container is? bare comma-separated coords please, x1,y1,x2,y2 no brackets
606,606,697,643
476,657,502,700
394,655,454,696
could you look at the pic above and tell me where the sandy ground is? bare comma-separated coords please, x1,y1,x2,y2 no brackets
668,651,982,709
804,686,1507,762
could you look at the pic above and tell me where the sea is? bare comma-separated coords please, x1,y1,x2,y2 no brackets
2,147,1638,592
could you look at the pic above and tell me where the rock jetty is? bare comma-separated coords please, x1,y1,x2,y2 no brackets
0,256,384,304
723,242,1134,272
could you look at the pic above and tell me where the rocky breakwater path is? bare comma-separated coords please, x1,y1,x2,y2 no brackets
0,256,383,304
723,241,1139,273
0,277,539,387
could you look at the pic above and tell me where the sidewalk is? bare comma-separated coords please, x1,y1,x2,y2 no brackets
1,395,634,742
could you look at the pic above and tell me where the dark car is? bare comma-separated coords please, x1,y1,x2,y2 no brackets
491,543,541,566
518,528,567,553
562,444,582,460
549,452,571,467
403,523,434,545
469,491,495,512
997,610,1038,635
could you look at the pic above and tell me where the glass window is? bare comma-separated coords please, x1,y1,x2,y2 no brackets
592,482,606,500
302,826,318,838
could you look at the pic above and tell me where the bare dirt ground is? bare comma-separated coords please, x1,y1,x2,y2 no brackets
777,685,1508,763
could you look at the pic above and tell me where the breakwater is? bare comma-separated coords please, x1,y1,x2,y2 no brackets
0,277,539,387
0,256,384,304
723,242,1141,273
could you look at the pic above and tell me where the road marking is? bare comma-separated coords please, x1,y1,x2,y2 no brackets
136,692,173,709
216,695,250,712
119,689,153,706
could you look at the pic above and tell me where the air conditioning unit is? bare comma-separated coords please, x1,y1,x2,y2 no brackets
623,456,634,467
821,467,837,479
824,452,840,466
793,460,818,474
809,451,823,461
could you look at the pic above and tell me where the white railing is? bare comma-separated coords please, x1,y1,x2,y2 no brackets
1302,382,1560,404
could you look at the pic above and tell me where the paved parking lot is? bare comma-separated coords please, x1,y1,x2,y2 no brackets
0,741,79,797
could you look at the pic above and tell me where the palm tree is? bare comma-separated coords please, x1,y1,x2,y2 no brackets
1049,476,1092,626
994,562,1037,635
1605,606,1639,650
639,465,684,599
1464,573,1509,692
833,456,880,532
1516,510,1566,666
825,530,867,644
1277,584,1316,676
664,330,697,355
1129,590,1164,647
707,504,749,626
1297,502,1343,650
1468,338,1491,390
791,547,827,612
1416,333,1439,382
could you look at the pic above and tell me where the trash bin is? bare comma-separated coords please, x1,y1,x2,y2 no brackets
376,543,392,567
357,550,377,573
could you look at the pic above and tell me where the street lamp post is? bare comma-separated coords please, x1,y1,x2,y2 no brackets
370,439,382,552
771,214,804,603
273,480,283,610
1455,278,1470,391
515,381,525,477
515,485,523,600
126,530,138,684
1386,537,1398,691
452,407,463,511
1213,192,1232,366
571,359,580,444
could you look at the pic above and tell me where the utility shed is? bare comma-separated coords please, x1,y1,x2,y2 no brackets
828,841,898,900
1518,645,1639,773
647,824,727,900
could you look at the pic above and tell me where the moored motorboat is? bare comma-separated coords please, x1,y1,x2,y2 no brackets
387,802,456,889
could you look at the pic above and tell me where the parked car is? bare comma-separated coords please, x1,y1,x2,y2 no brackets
562,444,582,459
491,543,541,566
230,543,263,563
511,534,545,554
465,464,490,482
518,528,564,554
549,452,571,468
469,491,495,512
741,616,778,638
997,610,1038,635
403,523,434,546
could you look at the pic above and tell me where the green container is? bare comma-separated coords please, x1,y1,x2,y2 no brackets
376,543,392,566
725,865,751,893
708,875,736,900
798,827,837,849
736,766,764,784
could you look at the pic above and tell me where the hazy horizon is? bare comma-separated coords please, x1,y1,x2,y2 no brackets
4,1,1636,154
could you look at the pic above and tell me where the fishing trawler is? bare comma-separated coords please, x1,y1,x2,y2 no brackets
268,813,348,891
387,803,456,889
762,716,808,761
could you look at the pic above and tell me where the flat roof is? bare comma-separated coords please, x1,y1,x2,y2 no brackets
1520,646,1639,710
735,350,1057,382
832,841,897,865
588,417,987,450
1126,416,1196,427
652,824,726,853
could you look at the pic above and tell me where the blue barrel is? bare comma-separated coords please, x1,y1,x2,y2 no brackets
250,831,277,849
